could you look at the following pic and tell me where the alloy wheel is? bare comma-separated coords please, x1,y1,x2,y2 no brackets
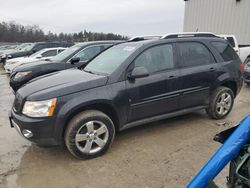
75,121,109,154
216,92,232,116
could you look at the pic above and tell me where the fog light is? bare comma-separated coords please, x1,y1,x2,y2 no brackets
22,129,33,138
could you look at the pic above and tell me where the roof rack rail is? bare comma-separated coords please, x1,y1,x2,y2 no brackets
128,35,162,42
161,32,218,39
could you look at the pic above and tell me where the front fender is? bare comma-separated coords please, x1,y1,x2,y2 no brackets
52,84,124,142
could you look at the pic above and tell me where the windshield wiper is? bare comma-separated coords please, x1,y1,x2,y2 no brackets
84,69,95,74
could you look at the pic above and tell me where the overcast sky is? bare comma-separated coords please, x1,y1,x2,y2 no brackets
0,0,185,37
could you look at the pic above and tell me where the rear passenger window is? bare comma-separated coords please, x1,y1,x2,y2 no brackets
211,42,238,61
134,44,174,74
226,37,236,48
178,42,215,67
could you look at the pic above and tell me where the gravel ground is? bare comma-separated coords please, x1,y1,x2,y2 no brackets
0,64,249,188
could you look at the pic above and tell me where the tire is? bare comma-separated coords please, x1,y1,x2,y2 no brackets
206,86,234,120
244,57,250,64
227,161,237,188
64,110,115,159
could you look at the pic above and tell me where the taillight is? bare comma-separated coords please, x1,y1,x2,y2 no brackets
240,63,245,73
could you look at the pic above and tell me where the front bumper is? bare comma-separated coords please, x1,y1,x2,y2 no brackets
0,57,7,65
9,109,61,146
4,64,12,73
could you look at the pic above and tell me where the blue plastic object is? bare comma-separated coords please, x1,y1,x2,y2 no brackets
187,115,250,188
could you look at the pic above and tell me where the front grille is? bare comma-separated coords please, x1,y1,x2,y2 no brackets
13,93,23,112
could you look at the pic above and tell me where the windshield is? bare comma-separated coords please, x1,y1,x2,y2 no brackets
84,43,141,75
16,43,32,51
22,43,36,51
29,49,46,57
50,45,82,62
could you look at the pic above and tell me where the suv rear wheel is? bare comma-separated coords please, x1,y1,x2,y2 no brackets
206,86,234,119
64,110,115,159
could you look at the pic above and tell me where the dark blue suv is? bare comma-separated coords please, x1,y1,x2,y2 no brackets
9,37,243,159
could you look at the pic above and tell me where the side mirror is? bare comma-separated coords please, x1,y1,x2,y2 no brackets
128,66,149,79
70,57,80,64
36,55,42,59
32,49,37,53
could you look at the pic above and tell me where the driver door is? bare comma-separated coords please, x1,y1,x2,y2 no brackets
126,44,181,122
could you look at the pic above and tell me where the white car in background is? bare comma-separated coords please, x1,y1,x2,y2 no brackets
219,35,250,64
4,47,66,73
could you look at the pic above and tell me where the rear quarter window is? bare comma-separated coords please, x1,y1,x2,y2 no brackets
211,42,238,61
226,37,236,48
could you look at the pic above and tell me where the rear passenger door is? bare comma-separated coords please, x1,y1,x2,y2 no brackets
126,44,181,122
177,42,218,108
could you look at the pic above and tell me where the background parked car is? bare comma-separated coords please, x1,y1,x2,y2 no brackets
9,36,243,159
9,41,122,91
4,47,67,73
0,41,74,65
0,43,32,63
220,35,250,64
243,63,250,85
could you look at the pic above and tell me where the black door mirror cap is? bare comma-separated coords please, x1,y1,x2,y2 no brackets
128,66,149,79
70,57,81,64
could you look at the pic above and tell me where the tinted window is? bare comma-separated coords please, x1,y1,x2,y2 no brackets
211,42,238,61
178,42,214,67
35,44,46,51
226,37,236,48
74,46,102,62
41,50,57,57
134,44,174,74
50,45,82,62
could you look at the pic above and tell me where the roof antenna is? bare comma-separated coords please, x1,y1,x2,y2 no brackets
196,28,199,32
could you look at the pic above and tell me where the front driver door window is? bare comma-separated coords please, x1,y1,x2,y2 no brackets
41,50,57,57
73,46,102,62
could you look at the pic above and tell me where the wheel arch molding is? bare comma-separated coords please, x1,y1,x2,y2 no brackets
53,99,120,143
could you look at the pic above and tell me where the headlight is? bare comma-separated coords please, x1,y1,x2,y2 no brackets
1,54,7,58
14,71,32,80
22,98,57,117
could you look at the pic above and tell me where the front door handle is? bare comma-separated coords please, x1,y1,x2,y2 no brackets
168,75,176,79
209,67,215,72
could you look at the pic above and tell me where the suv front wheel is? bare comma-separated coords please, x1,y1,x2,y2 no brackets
206,86,234,120
65,110,115,159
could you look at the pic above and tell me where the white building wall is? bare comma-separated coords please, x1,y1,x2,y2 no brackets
184,0,250,44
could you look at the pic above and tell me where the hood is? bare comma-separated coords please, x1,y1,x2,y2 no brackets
0,49,19,55
6,57,26,64
7,51,30,58
18,69,108,100
13,60,52,71
11,57,38,64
